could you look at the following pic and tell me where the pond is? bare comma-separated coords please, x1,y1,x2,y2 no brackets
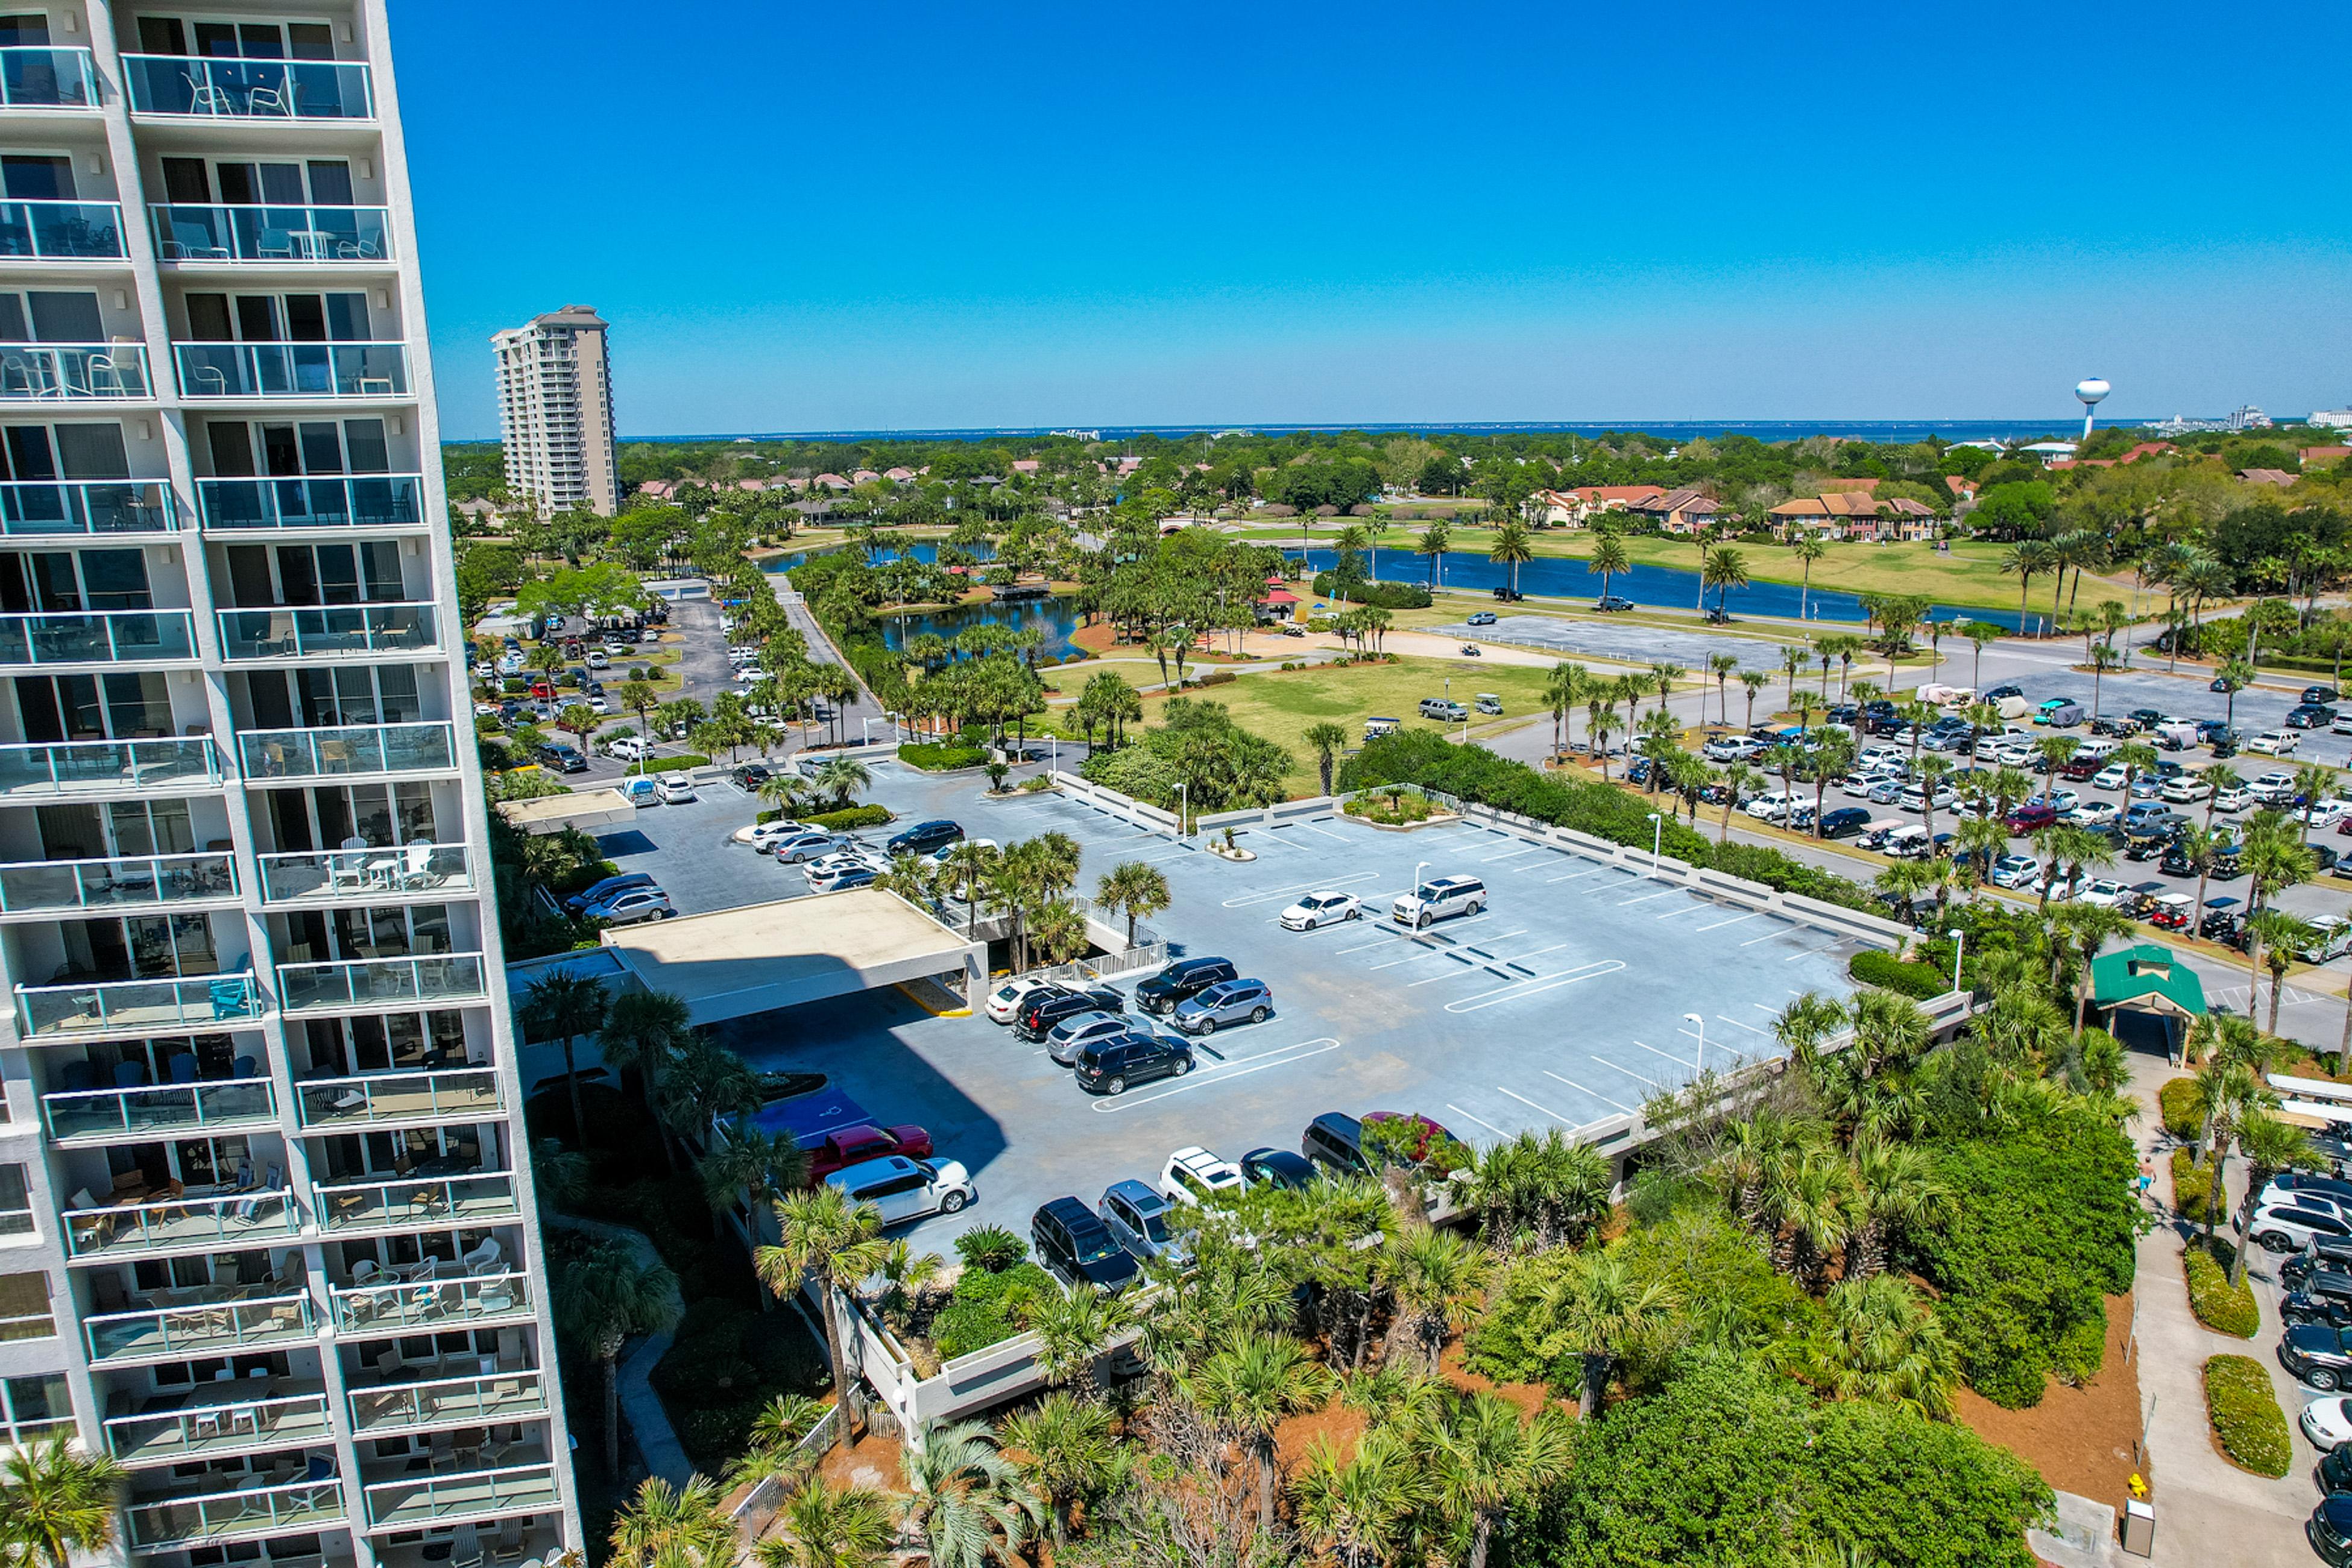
765,542,1085,658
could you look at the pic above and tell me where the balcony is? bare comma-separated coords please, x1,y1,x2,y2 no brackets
0,343,150,399
330,1268,530,1333
0,200,124,259
240,722,456,782
106,1385,332,1466
312,1171,517,1236
0,46,97,109
348,1370,547,1438
122,54,375,121
0,737,224,799
295,1065,497,1130
218,601,438,661
0,479,176,536
363,1461,558,1533
151,203,392,265
127,1478,343,1549
260,843,473,907
16,969,264,1041
0,850,236,916
61,1186,297,1259
43,1074,274,1144
279,952,488,1015
197,473,424,531
85,1291,314,1365
0,609,196,666
176,341,408,401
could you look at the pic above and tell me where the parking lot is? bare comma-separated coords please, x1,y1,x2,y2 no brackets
594,758,1866,1244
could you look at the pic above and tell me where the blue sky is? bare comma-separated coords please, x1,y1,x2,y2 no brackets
394,2,2352,438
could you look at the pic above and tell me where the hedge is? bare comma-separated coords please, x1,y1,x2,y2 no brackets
930,1261,1055,1361
1849,949,1950,999
2204,1354,2292,1476
1310,572,1433,609
2184,1242,2258,1338
803,803,892,831
637,753,709,775
2171,1148,2225,1229
2158,1078,2204,1139
898,741,989,772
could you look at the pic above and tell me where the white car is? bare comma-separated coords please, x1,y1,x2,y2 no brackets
1279,892,1364,931
805,849,888,880
1744,790,1797,822
2075,878,2132,908
924,837,995,869
2211,785,2254,813
1898,784,1956,814
984,977,1056,1025
654,773,696,804
1702,736,1762,763
2032,788,2081,815
2303,1397,2352,1451
2246,730,2300,756
824,1155,973,1225
1159,1147,1245,1208
2090,763,2131,792
2160,776,2212,804
2249,1201,2352,1253
805,862,881,893
2070,801,2119,829
610,735,651,763
2250,770,2300,802
733,819,809,851
2310,799,2352,830
1991,738,2040,767
497,652,524,676
1990,854,2042,889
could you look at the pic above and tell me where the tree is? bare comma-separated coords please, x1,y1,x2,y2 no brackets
558,1239,681,1477
812,754,871,807
521,971,610,1153
2248,908,2320,1036
1000,1393,1121,1548
897,1420,1043,1568
1586,529,1630,605
1845,1136,1952,1280
754,1482,895,1568
1487,521,1533,599
1416,522,1452,587
654,1035,760,1168
1788,535,1828,622
0,1436,125,1568
599,988,694,1110
756,1186,890,1449
698,1122,809,1246
1183,1333,1338,1531
1806,1274,1960,1419
1381,1226,1489,1373
1296,719,1352,796
1739,669,1771,731
1707,652,1740,725
1292,1429,1425,1568
1093,861,1171,946
1534,1248,1679,1415
610,1475,734,1568
2227,1113,2317,1286
1701,544,1750,619
1431,1390,1574,1568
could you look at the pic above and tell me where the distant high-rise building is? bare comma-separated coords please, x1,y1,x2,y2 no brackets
491,307,619,516
0,4,581,1564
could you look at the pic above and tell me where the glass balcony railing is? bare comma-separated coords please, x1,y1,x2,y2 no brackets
107,1388,331,1464
0,608,195,664
151,202,391,264
0,737,223,798
218,601,436,660
62,1186,297,1258
362,1462,556,1531
0,479,176,535
279,952,487,1015
17,970,263,1039
296,1066,497,1129
0,200,124,259
197,473,423,531
86,1292,313,1364
239,722,456,781
123,54,374,121
176,341,408,400
0,850,235,915
260,843,473,905
329,1269,529,1333
313,1171,515,1234
43,1075,273,1142
348,1370,547,1437
0,46,97,109
0,343,150,398
127,1479,343,1549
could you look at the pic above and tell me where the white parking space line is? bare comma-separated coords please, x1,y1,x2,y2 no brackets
1481,845,1542,863
1784,940,1849,963
1546,867,1607,884
1372,930,1531,971
1618,889,1678,906
1589,1055,1659,1086
1654,903,1707,920
1303,822,1352,843
1715,1013,1775,1037
1741,924,1798,946
1540,1071,1633,1113
1220,871,1379,909
1089,1036,1342,1113
1630,1038,1694,1068
1497,1085,1580,1124
1445,1102,1515,1138
1697,911,1761,932
1446,959,1625,1013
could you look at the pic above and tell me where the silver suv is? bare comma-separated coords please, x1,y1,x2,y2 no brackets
1390,875,1485,928
1171,978,1273,1035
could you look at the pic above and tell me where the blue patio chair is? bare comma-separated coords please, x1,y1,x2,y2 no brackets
167,1053,198,1085
209,972,250,1021
112,1060,148,1089
233,1054,257,1078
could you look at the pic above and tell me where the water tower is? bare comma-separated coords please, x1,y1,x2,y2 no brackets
2075,377,2111,439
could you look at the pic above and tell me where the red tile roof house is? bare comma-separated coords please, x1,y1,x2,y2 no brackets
851,469,881,483
1528,485,1664,527
813,473,853,492
1010,459,1041,474
2239,468,2297,487
2301,447,2352,467
1944,475,1978,503
884,467,918,482
1769,490,1882,540
635,480,676,500
1631,486,1724,535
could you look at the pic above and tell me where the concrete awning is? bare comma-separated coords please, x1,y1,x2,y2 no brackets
496,789,635,837
599,888,982,1025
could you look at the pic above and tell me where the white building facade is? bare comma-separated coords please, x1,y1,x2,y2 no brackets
490,308,616,518
0,6,580,1568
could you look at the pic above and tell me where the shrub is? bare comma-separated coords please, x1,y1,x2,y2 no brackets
2159,1077,2204,1139
1020,774,1053,792
1849,949,1950,999
954,1225,1024,1273
1345,787,1441,826
2171,1147,2225,1228
930,1261,1055,1360
2184,1241,2258,1338
2204,1354,2292,1476
1310,572,1433,609
804,804,892,831
1199,669,1237,687
638,754,708,775
898,741,989,772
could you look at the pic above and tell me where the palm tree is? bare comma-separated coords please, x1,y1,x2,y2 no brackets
727,1394,831,1491
2188,1051,2271,1242
1537,1248,1677,1415
897,1420,1043,1568
1788,535,1828,622
1433,1390,1575,1568
1806,1274,1959,1419
756,1186,890,1448
600,988,695,1112
698,1122,809,1247
1026,1281,1134,1401
1585,529,1630,605
1094,860,1172,947
1587,701,1620,779
522,971,610,1153
812,754,871,808
610,1475,734,1568
1381,1226,1489,1373
1701,544,1750,619
2248,908,2320,1036
1707,652,1740,725
1000,1392,1121,1546
1302,720,1350,795
2227,1113,2317,1286
940,838,999,936
1487,521,1533,599
1417,521,1452,587
1780,643,1806,710
754,1482,895,1568
0,1437,125,1568
1718,762,1761,844
1739,669,1771,731
558,1240,681,1476
1184,1332,1338,1530
1844,1136,1952,1280
654,1035,760,1167
1543,661,1587,761
1649,661,1686,717
1465,1127,1612,1250
1293,1429,1427,1568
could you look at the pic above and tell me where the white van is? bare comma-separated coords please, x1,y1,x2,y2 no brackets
2073,737,2120,764
1390,876,1486,928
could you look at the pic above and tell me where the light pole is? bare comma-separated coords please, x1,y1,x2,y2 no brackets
1684,1012,1706,1071
1647,811,1663,879
1414,860,1428,893
1176,781,1188,841
1951,929,1967,995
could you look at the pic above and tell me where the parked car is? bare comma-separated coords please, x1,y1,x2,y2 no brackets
2073,878,2133,908
731,762,775,791
2070,801,2120,830
2253,1203,2352,1253
1990,855,2042,889
2281,1272,2352,1328
1301,1111,1370,1176
2310,685,2344,705
1238,1147,1317,1191
2246,729,2301,755
566,872,656,916
804,862,880,893
1171,978,1274,1035
2303,1396,2352,1452
767,830,846,863
1474,693,1503,715
2287,704,2338,729
1074,1030,1194,1095
582,886,675,924
1817,807,1871,840
2284,1324,2352,1391
2267,1173,2352,1209
1279,891,1363,931
983,976,1057,1026
1593,595,1635,612
1045,1009,1135,1066
807,1124,936,1185
1158,1146,1245,1207
1703,735,1763,762
2283,1236,2352,1291
1465,611,1498,626
1015,984,1127,1042
2211,784,2254,813
2090,763,2131,791
608,735,651,763
654,773,696,804
1030,1197,1140,1289
886,819,963,856
534,743,588,774
1135,956,1238,1016
2160,775,2212,804
1099,1179,1187,1264
1390,875,1486,928
2005,802,2058,834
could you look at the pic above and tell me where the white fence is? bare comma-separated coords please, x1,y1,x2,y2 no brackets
1050,770,1178,833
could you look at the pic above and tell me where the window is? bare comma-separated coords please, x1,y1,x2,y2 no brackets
0,1374,70,1443
0,1167,30,1236
0,1273,48,1340
0,291,102,343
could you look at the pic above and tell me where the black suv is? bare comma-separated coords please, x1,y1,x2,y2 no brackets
2281,1323,2352,1390
2286,1236,2352,1291
731,762,774,790
886,819,963,855
1074,1031,1194,1096
1013,984,1125,1042
1302,1112,1370,1176
2309,685,2344,707
2283,1272,2352,1328
1031,1196,1140,1289
534,743,588,774
1135,956,1238,1016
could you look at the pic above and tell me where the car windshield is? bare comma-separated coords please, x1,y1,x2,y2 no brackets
1074,1229,1124,1265
1140,1210,1171,1243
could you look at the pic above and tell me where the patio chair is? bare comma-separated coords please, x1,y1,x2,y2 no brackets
85,354,127,396
396,840,438,890
208,974,249,1021
113,1060,150,1089
451,1527,485,1568
181,72,233,114
167,1053,199,1085
459,1236,501,1273
488,1517,525,1564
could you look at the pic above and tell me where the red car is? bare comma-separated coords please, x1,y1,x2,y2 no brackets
805,1124,934,1185
2005,802,2058,833
2059,755,2104,781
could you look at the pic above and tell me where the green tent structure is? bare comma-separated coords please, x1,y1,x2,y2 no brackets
2090,943,2207,1062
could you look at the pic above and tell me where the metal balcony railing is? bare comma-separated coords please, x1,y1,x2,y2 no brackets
0,608,195,665
175,341,408,400
0,46,97,109
0,342,150,398
43,1075,273,1142
122,54,374,120
218,601,436,660
0,850,235,915
61,1186,297,1259
277,952,487,1014
347,1370,546,1436
295,1065,497,1129
329,1268,529,1333
195,473,424,530
106,1389,331,1464
84,1292,314,1364
0,199,123,259
0,479,175,535
16,970,263,1039
0,737,223,798
259,842,472,905
239,722,455,781
126,1478,343,1548
362,1462,556,1531
312,1171,515,1234
150,202,391,263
